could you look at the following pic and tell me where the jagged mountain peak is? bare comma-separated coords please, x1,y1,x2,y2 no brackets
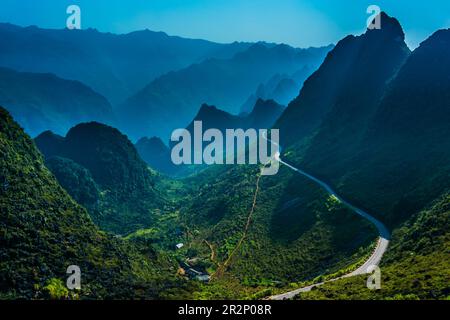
251,98,283,115
276,12,410,146
194,103,237,121
366,11,405,40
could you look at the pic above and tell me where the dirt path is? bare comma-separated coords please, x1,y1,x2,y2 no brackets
204,240,218,266
213,172,262,278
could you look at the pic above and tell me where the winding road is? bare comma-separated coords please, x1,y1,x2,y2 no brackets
262,134,390,300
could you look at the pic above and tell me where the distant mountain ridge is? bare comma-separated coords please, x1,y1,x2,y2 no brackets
240,66,312,114
184,99,284,144
117,43,331,140
0,22,254,105
0,66,115,137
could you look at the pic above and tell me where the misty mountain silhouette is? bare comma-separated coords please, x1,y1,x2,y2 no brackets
0,67,115,137
0,23,254,105
276,12,410,147
117,43,331,140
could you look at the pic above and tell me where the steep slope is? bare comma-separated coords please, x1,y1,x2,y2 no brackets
320,28,450,228
185,99,284,135
117,44,331,140
0,23,253,104
0,107,185,299
276,13,410,147
35,123,165,234
0,67,115,136
300,13,410,178
165,14,449,299
174,164,377,299
61,122,155,197
45,156,100,207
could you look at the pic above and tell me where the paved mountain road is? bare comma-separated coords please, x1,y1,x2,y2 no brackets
262,134,390,300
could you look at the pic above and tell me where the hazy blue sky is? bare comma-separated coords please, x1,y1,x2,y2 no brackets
0,0,449,48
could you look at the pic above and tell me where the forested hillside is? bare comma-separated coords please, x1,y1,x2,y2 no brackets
35,122,168,234
0,107,190,299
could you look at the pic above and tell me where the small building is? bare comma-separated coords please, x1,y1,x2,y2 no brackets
196,275,211,282
175,243,184,249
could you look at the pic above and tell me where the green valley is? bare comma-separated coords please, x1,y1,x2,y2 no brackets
0,8,448,303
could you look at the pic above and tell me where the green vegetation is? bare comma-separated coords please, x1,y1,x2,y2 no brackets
40,278,70,300
35,122,174,235
0,107,192,299
296,193,450,300
261,15,450,300
158,163,378,298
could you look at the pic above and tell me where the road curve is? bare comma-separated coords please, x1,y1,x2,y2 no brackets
263,134,390,300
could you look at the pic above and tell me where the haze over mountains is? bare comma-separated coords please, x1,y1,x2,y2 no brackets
276,13,410,147
0,107,187,299
117,44,331,140
35,122,165,234
277,13,450,229
135,98,284,176
240,66,312,114
186,99,284,135
0,66,115,136
135,136,178,176
0,23,253,104
0,22,331,141
0,11,449,300
156,12,450,298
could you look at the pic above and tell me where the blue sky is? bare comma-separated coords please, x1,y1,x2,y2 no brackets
0,0,449,48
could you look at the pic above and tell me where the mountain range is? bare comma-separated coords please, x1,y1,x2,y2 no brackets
239,66,312,114
136,99,284,176
186,98,284,134
0,66,115,137
135,136,178,176
158,12,450,298
279,13,450,229
0,23,331,141
34,122,166,234
0,23,253,105
0,12,448,300
117,43,331,140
